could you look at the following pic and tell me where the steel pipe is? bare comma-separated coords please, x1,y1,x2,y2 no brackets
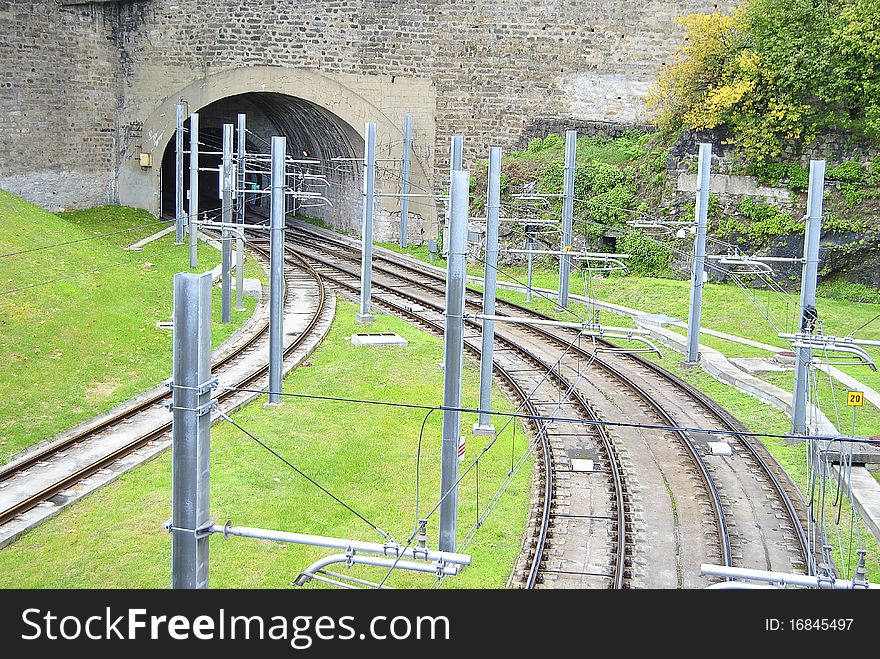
211,524,471,565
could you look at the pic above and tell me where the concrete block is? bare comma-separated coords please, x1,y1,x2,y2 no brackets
351,332,408,347
570,458,595,472
730,358,791,374
708,442,733,456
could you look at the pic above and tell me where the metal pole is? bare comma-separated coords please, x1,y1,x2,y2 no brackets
268,136,286,404
792,160,825,435
171,271,213,589
188,112,199,269
442,136,463,258
526,225,534,303
399,114,413,249
557,130,576,309
357,122,376,324
175,103,185,244
439,169,470,552
235,113,246,311
684,142,712,364
475,148,501,435
220,123,233,324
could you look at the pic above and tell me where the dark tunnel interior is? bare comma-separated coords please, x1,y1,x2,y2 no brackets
160,93,363,229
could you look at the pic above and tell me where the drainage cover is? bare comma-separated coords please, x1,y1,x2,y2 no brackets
351,332,409,347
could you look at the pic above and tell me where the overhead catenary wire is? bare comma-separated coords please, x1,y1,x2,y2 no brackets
214,387,876,445
0,243,188,296
0,218,171,259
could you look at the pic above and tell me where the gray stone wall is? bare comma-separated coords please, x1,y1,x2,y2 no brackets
1,0,737,220
0,1,119,211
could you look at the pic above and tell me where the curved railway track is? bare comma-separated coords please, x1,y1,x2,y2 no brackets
291,222,812,587
0,245,326,530
288,236,630,587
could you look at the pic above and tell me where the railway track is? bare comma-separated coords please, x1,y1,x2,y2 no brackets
291,222,812,587
0,243,328,538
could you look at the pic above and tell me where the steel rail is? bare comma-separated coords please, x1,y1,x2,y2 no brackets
295,224,810,568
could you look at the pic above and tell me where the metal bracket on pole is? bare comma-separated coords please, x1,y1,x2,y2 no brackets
399,114,413,249
357,122,377,324
779,332,878,370
267,136,286,405
791,160,825,435
210,522,471,589
557,130,576,310
475,147,501,436
188,112,200,269
701,563,877,589
684,142,712,365
235,113,247,311
171,271,213,589
221,123,234,324
439,169,470,552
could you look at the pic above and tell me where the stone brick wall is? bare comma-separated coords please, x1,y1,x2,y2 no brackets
1,0,738,224
0,1,119,211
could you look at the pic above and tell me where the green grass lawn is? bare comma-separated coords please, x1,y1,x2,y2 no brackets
0,299,531,588
0,192,258,463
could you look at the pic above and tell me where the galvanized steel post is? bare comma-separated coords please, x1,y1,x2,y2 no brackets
357,122,377,324
399,114,413,249
268,136,286,404
188,112,199,269
685,143,713,364
442,136,463,258
526,225,534,303
557,130,576,309
475,148,501,435
171,271,213,589
791,160,825,435
175,103,185,245
221,123,233,324
439,169,470,552
235,113,246,311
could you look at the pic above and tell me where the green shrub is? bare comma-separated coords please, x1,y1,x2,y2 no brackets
649,0,880,162
737,198,804,245
618,232,673,276
823,214,865,233
528,134,564,153
750,162,810,190
827,160,866,184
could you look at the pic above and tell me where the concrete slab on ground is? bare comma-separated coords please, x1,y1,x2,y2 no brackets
351,332,408,347
731,357,792,374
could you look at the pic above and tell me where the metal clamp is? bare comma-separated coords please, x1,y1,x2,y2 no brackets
198,377,220,395
164,518,215,539
197,399,219,417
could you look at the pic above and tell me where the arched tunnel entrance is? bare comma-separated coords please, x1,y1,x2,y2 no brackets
159,92,363,231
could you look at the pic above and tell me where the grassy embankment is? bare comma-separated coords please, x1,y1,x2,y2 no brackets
0,192,261,463
0,299,531,588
